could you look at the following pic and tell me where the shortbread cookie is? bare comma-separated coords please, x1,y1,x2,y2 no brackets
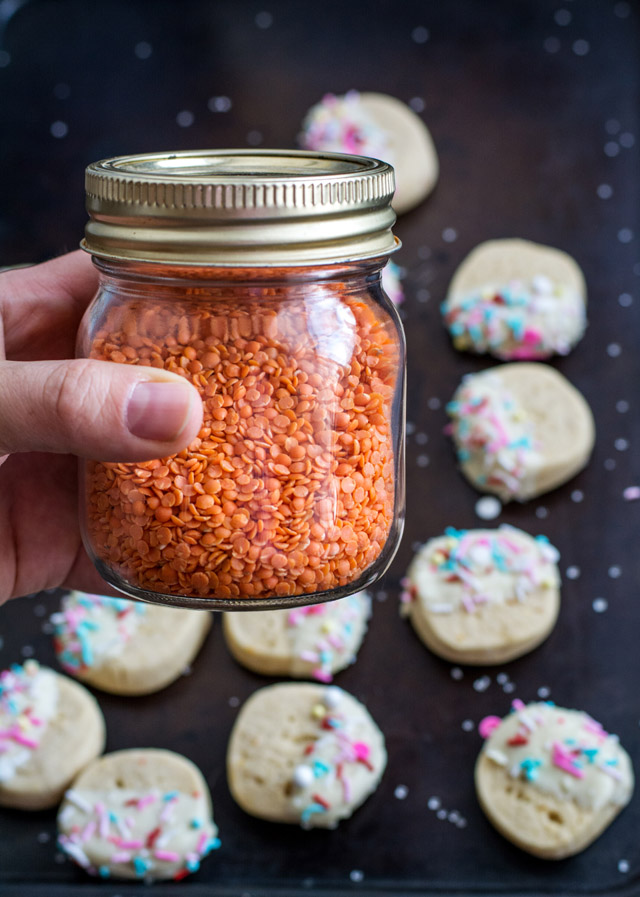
476,701,634,859
0,661,105,810
58,749,220,881
402,526,560,664
442,239,587,359
52,591,212,695
300,90,438,214
223,592,371,682
446,363,595,501
227,683,386,828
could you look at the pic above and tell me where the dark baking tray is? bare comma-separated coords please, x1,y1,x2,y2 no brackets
0,0,639,894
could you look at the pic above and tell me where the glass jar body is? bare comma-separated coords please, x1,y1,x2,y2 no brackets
78,259,405,609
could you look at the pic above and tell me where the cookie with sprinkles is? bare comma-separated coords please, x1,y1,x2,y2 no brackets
227,682,386,828
299,90,438,214
57,749,219,881
402,526,561,664
0,661,105,810
223,592,371,681
446,363,595,502
51,591,212,696
475,701,634,858
442,239,587,360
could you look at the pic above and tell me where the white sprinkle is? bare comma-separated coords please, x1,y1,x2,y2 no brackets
442,227,458,243
324,686,343,709
618,228,634,243
417,288,430,303
428,796,441,810
615,438,629,451
406,421,416,436
37,832,51,843
618,859,630,873
496,673,509,685
41,621,54,635
411,25,430,44
350,870,364,883
617,399,630,413
566,566,581,580
64,790,93,813
416,454,430,468
436,808,447,820
618,292,633,306
376,590,387,602
176,110,194,128
475,496,502,521
450,667,463,681
614,2,631,18
292,765,314,788
228,696,240,708
537,686,551,699
623,486,640,501
255,10,273,28
134,41,152,59
415,432,428,445
608,565,622,579
543,36,561,53
554,8,572,26
409,97,425,112
448,811,460,823
473,675,491,693
620,132,635,148
53,82,70,99
456,818,468,828
535,506,549,519
604,458,617,470
605,141,620,157
606,118,621,135
394,784,409,800
208,95,232,113
486,748,509,767
50,120,68,138
428,397,441,410
461,719,474,732
33,604,46,617
572,39,590,56
247,130,263,146
21,645,34,658
593,598,608,613
571,489,584,503
597,183,613,199
503,681,516,694
607,343,622,358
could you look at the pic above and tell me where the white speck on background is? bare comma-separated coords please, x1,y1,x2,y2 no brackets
33,604,46,617
597,183,613,199
461,719,474,732
417,245,432,260
442,227,458,243
176,110,194,128
255,11,273,28
394,784,409,799
417,289,431,303
37,832,51,843
406,421,416,435
572,39,590,55
50,120,68,138
605,119,621,134
618,228,634,243
554,9,572,25
503,681,516,694
228,696,240,708
608,565,622,578
566,566,580,580
604,458,616,471
535,506,549,519
496,673,509,685
615,438,629,451
475,496,502,520
428,796,441,810
605,142,621,157
450,667,463,681
416,432,428,445
618,293,633,306
543,36,560,53
620,132,635,148
571,490,584,503
375,590,387,602
349,870,364,883
208,95,232,112
416,454,430,467
607,343,622,357
436,808,447,819
473,675,491,693
134,41,152,59
411,25,429,44
623,486,640,501
593,598,608,613
410,97,425,112
428,397,441,410
247,130,263,146
537,686,551,698
618,859,630,873
617,400,630,413
21,645,34,658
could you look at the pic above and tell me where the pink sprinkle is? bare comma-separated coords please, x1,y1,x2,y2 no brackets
478,715,502,739
197,832,209,854
110,851,132,863
552,742,585,779
523,327,542,345
81,820,96,842
136,794,156,809
155,849,180,862
623,486,640,501
108,836,144,849
511,699,526,712
299,650,319,663
11,733,38,748
353,741,370,762
312,668,333,683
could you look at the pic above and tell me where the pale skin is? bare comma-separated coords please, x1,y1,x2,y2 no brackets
0,251,203,603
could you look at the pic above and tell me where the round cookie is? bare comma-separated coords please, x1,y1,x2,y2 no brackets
402,526,560,665
446,363,595,502
57,748,220,880
227,682,386,828
223,591,371,681
299,90,438,214
51,591,212,695
442,239,587,359
0,660,105,810
475,701,634,859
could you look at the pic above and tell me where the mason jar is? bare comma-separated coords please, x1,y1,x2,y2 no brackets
78,150,405,610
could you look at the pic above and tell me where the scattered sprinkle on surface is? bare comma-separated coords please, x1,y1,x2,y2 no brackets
394,785,409,800
593,598,608,613
450,667,463,681
566,566,581,580
350,869,365,882
618,859,630,873
571,490,584,503
461,719,474,732
608,566,622,579
475,496,502,521
473,675,491,693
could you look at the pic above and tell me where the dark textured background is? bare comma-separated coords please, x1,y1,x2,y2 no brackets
0,1,639,894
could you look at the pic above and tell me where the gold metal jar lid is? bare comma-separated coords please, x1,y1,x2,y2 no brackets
82,149,398,266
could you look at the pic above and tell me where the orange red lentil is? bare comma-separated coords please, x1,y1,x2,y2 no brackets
84,269,400,601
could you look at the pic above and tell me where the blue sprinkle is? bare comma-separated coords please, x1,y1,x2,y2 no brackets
163,790,179,801
301,802,326,824
108,811,119,823
98,866,111,878
313,759,331,778
583,748,599,764
450,322,465,336
204,837,221,854
186,857,200,872
133,857,148,876
190,818,202,829
458,449,471,462
606,758,620,766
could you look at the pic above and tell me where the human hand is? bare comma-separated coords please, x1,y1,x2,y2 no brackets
0,251,203,603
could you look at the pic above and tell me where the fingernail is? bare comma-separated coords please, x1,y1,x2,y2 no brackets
126,381,194,441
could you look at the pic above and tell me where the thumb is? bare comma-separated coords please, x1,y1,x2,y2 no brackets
0,359,203,461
